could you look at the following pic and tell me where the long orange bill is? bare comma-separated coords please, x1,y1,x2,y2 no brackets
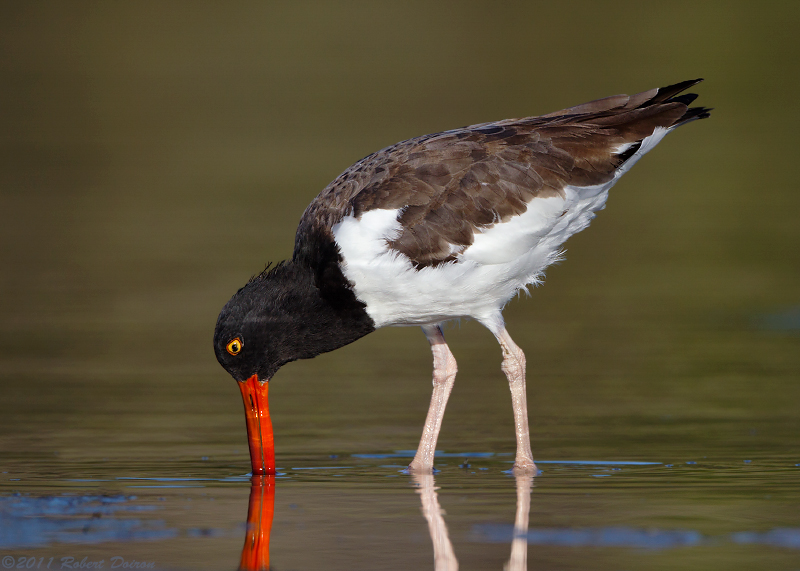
239,475,275,571
238,374,276,475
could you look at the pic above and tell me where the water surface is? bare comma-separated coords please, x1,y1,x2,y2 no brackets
1,2,799,569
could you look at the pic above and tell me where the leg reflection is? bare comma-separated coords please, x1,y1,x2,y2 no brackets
505,472,533,571
239,475,275,571
413,473,459,571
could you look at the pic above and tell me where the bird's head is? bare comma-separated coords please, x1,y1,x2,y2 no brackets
213,259,370,475
213,268,295,477
213,288,280,384
213,262,304,383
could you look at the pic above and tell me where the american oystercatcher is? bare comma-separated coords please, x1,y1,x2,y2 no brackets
214,79,711,475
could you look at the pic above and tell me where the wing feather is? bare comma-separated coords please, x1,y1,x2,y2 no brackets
294,80,709,268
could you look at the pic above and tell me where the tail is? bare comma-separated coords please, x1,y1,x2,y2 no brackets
548,78,713,128
540,79,711,178
612,79,712,169
642,78,713,127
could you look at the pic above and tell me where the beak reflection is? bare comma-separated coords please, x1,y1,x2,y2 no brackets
238,475,275,571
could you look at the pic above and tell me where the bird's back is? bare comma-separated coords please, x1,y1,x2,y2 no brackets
293,80,710,327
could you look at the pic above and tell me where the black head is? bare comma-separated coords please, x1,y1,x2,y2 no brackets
214,258,376,383
214,292,275,383
213,262,300,382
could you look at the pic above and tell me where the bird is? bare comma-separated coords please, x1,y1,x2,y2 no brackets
213,79,711,475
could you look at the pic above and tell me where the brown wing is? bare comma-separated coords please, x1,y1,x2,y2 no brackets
295,79,709,268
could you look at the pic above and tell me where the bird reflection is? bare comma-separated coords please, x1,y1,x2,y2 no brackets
239,475,275,571
237,471,534,570
412,471,534,571
506,473,534,571
413,474,459,570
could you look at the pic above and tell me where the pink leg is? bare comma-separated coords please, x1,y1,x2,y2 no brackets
494,326,537,473
408,324,458,473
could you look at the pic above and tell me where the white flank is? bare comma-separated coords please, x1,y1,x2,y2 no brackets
332,126,673,329
617,126,670,177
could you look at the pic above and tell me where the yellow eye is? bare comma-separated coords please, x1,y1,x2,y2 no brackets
226,337,243,356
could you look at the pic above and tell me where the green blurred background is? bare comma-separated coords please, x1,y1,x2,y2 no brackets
0,1,798,466
2,2,799,569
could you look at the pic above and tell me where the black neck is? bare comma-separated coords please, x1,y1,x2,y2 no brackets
246,258,375,370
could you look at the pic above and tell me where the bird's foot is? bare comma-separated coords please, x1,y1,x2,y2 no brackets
404,460,438,474
512,459,539,475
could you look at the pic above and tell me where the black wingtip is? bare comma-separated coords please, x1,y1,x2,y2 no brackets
647,79,705,107
661,78,704,93
678,105,713,126
650,79,711,125
670,93,700,106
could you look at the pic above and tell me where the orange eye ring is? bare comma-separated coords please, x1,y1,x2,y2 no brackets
226,337,243,356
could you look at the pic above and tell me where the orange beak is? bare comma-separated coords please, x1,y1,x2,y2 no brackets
237,374,276,475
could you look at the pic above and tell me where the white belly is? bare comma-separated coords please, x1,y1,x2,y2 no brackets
332,184,612,328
